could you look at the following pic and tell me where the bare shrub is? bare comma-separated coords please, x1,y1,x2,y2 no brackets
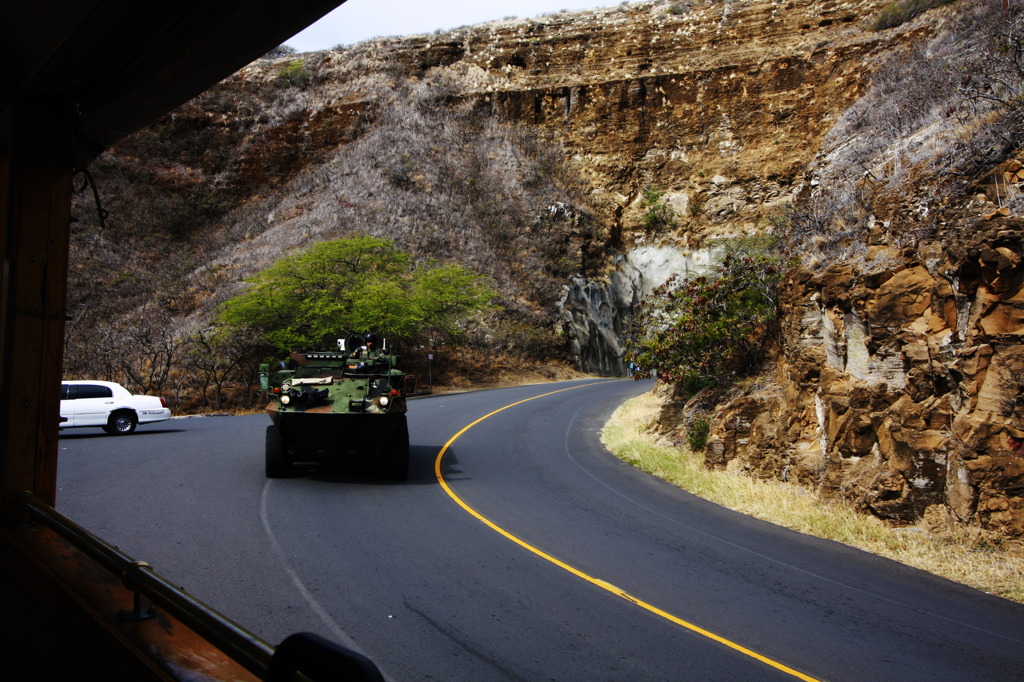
797,2,1024,262
179,329,264,411
65,304,179,397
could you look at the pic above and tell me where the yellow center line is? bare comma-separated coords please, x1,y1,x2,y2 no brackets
433,381,821,682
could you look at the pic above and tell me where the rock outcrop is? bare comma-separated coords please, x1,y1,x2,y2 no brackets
224,0,895,237
682,3,1024,540
561,245,717,374
703,220,1024,537
140,0,901,380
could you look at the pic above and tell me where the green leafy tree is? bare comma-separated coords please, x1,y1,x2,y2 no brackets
628,237,792,394
277,59,312,88
218,236,495,352
413,263,499,346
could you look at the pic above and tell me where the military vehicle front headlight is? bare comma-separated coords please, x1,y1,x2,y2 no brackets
379,395,390,407
280,394,291,405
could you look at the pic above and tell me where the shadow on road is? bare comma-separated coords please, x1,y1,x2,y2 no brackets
58,428,188,439
288,445,443,486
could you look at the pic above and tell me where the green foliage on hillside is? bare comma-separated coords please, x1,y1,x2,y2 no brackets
217,236,497,352
628,237,791,395
276,59,312,88
872,0,958,31
641,185,676,231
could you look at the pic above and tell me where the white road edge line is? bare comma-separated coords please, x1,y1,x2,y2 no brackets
259,481,365,653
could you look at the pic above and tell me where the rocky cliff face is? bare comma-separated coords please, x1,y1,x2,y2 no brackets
392,0,899,373
94,0,897,370
201,0,895,234
674,2,1024,540
701,215,1024,538
561,245,716,375
412,0,1024,540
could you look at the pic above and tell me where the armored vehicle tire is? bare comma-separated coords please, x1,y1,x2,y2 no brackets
103,410,138,435
265,424,291,478
384,418,410,481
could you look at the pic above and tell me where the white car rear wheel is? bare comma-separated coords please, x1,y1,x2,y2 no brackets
105,411,138,435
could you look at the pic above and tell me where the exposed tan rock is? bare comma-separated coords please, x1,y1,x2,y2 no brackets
220,0,897,242
708,221,1024,537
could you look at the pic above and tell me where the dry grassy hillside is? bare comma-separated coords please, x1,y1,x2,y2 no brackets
66,59,598,406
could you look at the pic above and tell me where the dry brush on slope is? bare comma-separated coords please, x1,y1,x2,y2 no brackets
66,46,598,410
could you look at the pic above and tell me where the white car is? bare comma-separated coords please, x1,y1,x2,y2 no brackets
60,380,172,435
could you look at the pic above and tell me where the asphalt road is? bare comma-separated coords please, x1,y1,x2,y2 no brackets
57,378,1024,681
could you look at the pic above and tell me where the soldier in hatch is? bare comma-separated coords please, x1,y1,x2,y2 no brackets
351,332,383,359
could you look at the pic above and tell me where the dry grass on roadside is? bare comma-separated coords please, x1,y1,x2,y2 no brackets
601,391,1024,603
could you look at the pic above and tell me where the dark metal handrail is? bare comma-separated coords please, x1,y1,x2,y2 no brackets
15,490,276,678
14,490,384,681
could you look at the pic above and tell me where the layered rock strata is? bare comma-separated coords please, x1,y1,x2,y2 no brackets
702,218,1024,537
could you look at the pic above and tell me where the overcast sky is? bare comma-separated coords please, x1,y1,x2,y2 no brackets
286,0,620,51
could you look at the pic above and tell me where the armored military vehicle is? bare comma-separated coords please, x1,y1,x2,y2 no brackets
259,333,410,480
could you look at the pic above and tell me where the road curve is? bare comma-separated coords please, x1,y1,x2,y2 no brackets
57,378,1024,681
